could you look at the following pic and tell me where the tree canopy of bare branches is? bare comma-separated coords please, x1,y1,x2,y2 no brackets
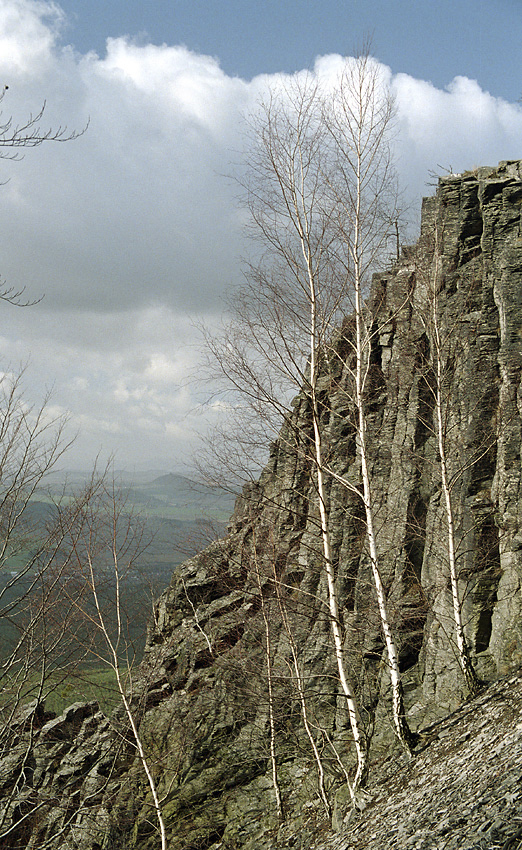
0,85,86,160
202,50,417,807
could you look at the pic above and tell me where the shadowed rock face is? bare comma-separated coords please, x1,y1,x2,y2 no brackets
3,161,522,849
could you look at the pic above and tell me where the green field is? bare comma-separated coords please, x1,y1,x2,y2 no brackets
1,665,131,717
44,665,132,715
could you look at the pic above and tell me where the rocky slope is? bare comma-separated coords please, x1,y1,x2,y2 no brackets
315,670,522,850
2,161,522,849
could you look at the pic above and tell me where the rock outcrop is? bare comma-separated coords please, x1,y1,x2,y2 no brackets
3,161,522,849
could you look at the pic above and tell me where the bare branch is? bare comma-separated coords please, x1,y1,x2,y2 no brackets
0,87,88,161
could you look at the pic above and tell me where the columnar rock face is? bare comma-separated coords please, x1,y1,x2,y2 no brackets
3,161,522,849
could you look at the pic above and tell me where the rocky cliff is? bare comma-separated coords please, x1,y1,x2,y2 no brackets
3,161,522,849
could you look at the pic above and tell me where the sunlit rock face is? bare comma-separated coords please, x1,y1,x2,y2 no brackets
3,161,522,849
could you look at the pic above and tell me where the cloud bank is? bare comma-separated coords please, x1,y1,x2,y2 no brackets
1,0,521,470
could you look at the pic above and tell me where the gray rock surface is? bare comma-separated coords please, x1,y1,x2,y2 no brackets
3,161,522,848
314,671,522,850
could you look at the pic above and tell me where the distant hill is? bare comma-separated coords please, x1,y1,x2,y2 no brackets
150,472,232,494
27,468,237,593
134,473,236,523
41,469,237,524
151,473,189,487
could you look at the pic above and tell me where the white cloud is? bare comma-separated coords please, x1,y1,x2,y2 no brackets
99,38,249,140
0,0,63,76
0,1,521,469
392,72,522,191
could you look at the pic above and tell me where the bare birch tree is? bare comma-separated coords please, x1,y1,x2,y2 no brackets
249,522,284,819
0,375,107,846
415,229,483,695
319,53,418,752
204,49,418,795
0,370,75,719
241,72,370,787
0,456,169,848
58,474,168,850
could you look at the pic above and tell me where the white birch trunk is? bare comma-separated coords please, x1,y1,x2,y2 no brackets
87,549,168,850
304,232,368,791
351,145,416,754
275,568,332,815
430,254,481,695
251,527,284,819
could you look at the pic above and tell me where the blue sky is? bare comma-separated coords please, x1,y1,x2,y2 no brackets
57,0,521,101
1,0,522,472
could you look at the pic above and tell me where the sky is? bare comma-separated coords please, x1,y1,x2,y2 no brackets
0,0,521,475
